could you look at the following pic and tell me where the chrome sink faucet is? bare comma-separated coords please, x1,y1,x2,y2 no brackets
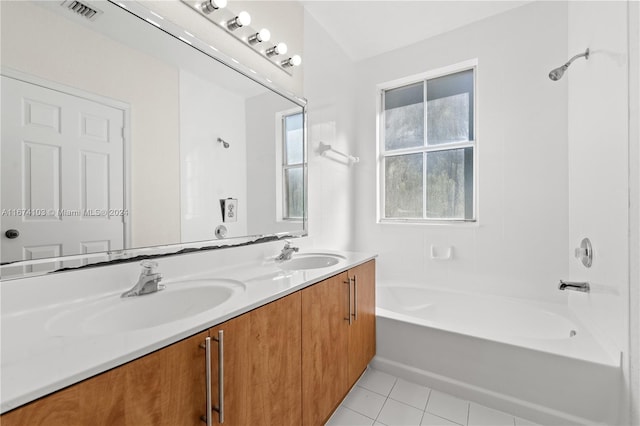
121,260,164,297
275,241,299,262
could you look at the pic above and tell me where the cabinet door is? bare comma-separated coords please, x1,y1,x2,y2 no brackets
347,260,377,386
124,331,208,425
1,331,208,426
208,292,302,426
301,272,350,426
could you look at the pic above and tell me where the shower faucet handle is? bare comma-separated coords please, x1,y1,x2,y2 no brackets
558,280,590,293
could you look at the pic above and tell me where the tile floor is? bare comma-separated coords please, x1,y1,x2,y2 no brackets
325,369,539,426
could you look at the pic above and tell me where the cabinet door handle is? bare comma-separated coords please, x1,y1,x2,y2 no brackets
344,279,352,325
201,337,213,426
200,331,224,424
353,276,358,321
214,330,224,424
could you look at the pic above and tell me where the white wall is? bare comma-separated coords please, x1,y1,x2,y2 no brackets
302,11,358,250
630,1,640,420
0,1,182,248
566,0,630,380
245,92,304,236
179,70,247,241
631,2,640,423
353,2,569,302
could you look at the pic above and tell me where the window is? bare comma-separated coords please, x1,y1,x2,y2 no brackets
282,112,304,220
379,64,476,222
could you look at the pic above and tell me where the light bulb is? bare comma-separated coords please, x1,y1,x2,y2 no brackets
227,11,251,30
266,42,287,57
201,0,226,14
258,28,271,42
248,28,271,45
281,54,302,68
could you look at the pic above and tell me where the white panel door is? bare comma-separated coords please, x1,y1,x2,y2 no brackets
1,75,125,271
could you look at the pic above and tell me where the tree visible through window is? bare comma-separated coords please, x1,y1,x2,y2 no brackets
283,112,304,220
380,67,475,221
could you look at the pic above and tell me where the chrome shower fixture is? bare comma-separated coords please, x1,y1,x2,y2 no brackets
217,137,230,148
548,48,589,81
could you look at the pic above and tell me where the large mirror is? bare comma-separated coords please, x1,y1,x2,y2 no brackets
0,0,306,279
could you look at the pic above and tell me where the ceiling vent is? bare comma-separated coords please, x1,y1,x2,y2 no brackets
60,0,103,21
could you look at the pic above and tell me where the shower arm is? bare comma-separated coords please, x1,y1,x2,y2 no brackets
563,48,590,68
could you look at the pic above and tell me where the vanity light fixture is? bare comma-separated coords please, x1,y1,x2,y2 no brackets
265,42,287,57
227,11,251,31
180,0,302,74
200,0,226,14
248,28,271,45
281,55,301,68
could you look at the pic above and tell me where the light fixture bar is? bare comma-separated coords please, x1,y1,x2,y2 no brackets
180,0,300,75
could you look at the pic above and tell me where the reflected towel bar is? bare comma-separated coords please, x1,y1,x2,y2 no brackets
318,141,359,164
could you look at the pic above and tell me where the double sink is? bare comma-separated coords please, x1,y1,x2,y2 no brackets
45,252,345,336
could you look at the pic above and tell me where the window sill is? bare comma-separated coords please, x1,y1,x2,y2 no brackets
377,219,479,228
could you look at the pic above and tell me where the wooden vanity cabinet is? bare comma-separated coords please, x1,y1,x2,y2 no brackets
1,331,209,426
302,259,376,426
301,271,351,426
1,260,375,426
347,260,376,386
206,292,302,426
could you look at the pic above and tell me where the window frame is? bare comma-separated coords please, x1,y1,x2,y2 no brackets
276,108,305,222
376,59,479,224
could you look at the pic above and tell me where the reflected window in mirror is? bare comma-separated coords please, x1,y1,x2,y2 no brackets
278,110,304,221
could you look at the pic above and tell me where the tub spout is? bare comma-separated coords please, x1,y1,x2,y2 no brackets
558,280,590,293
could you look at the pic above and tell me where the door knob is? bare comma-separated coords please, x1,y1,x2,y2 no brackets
5,229,19,239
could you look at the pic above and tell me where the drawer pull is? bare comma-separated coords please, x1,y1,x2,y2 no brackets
344,279,352,325
200,330,224,424
353,276,358,321
200,337,212,426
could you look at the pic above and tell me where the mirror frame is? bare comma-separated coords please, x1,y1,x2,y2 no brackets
0,0,308,280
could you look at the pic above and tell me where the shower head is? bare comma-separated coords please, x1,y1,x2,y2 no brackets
217,137,230,148
548,64,569,81
548,48,589,81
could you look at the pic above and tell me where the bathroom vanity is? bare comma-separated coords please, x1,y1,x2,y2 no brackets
0,253,375,426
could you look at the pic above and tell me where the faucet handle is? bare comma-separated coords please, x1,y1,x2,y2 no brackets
140,260,158,273
283,240,299,252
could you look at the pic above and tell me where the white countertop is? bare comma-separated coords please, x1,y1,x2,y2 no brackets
0,246,376,413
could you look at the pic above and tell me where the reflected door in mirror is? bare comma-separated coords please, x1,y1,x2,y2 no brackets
1,76,126,271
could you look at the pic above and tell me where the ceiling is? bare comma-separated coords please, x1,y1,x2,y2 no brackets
302,1,532,61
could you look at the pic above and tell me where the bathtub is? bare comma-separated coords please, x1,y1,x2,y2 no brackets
373,284,622,425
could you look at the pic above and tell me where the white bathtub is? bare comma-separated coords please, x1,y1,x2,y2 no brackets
373,284,622,425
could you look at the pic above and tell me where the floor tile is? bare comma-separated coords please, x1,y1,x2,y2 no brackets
376,398,424,426
426,390,469,425
326,407,375,426
357,369,397,396
468,403,514,426
421,412,462,426
342,386,387,420
389,378,431,410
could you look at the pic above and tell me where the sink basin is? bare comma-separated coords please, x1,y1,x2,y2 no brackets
46,279,244,336
278,253,346,270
